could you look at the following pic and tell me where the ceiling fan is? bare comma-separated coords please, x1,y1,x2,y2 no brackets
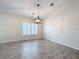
34,4,43,24
34,2,54,24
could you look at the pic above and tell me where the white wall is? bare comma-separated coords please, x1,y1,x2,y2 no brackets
44,0,79,50
0,13,43,43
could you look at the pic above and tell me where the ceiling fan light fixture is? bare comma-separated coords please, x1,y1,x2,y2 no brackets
34,4,43,24
35,16,42,23
35,19,41,23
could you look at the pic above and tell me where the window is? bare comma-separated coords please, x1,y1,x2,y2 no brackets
23,23,38,35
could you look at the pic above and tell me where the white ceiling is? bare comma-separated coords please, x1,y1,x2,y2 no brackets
0,0,55,19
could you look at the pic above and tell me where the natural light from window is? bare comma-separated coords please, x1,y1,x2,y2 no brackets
23,23,38,35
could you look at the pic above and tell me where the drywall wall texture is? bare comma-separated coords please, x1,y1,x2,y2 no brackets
44,0,79,50
0,13,43,43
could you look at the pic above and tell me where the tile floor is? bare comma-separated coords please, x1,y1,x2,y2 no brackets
0,39,79,59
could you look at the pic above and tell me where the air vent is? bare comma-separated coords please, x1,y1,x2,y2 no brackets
50,3,54,6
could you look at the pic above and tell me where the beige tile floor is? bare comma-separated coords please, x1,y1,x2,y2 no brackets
0,39,79,59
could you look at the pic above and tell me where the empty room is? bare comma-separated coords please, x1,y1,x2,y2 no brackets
0,0,79,59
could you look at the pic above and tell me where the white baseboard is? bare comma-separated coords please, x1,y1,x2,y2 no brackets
0,35,43,43
45,38,79,51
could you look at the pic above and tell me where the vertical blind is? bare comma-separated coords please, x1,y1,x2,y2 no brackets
23,23,38,35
